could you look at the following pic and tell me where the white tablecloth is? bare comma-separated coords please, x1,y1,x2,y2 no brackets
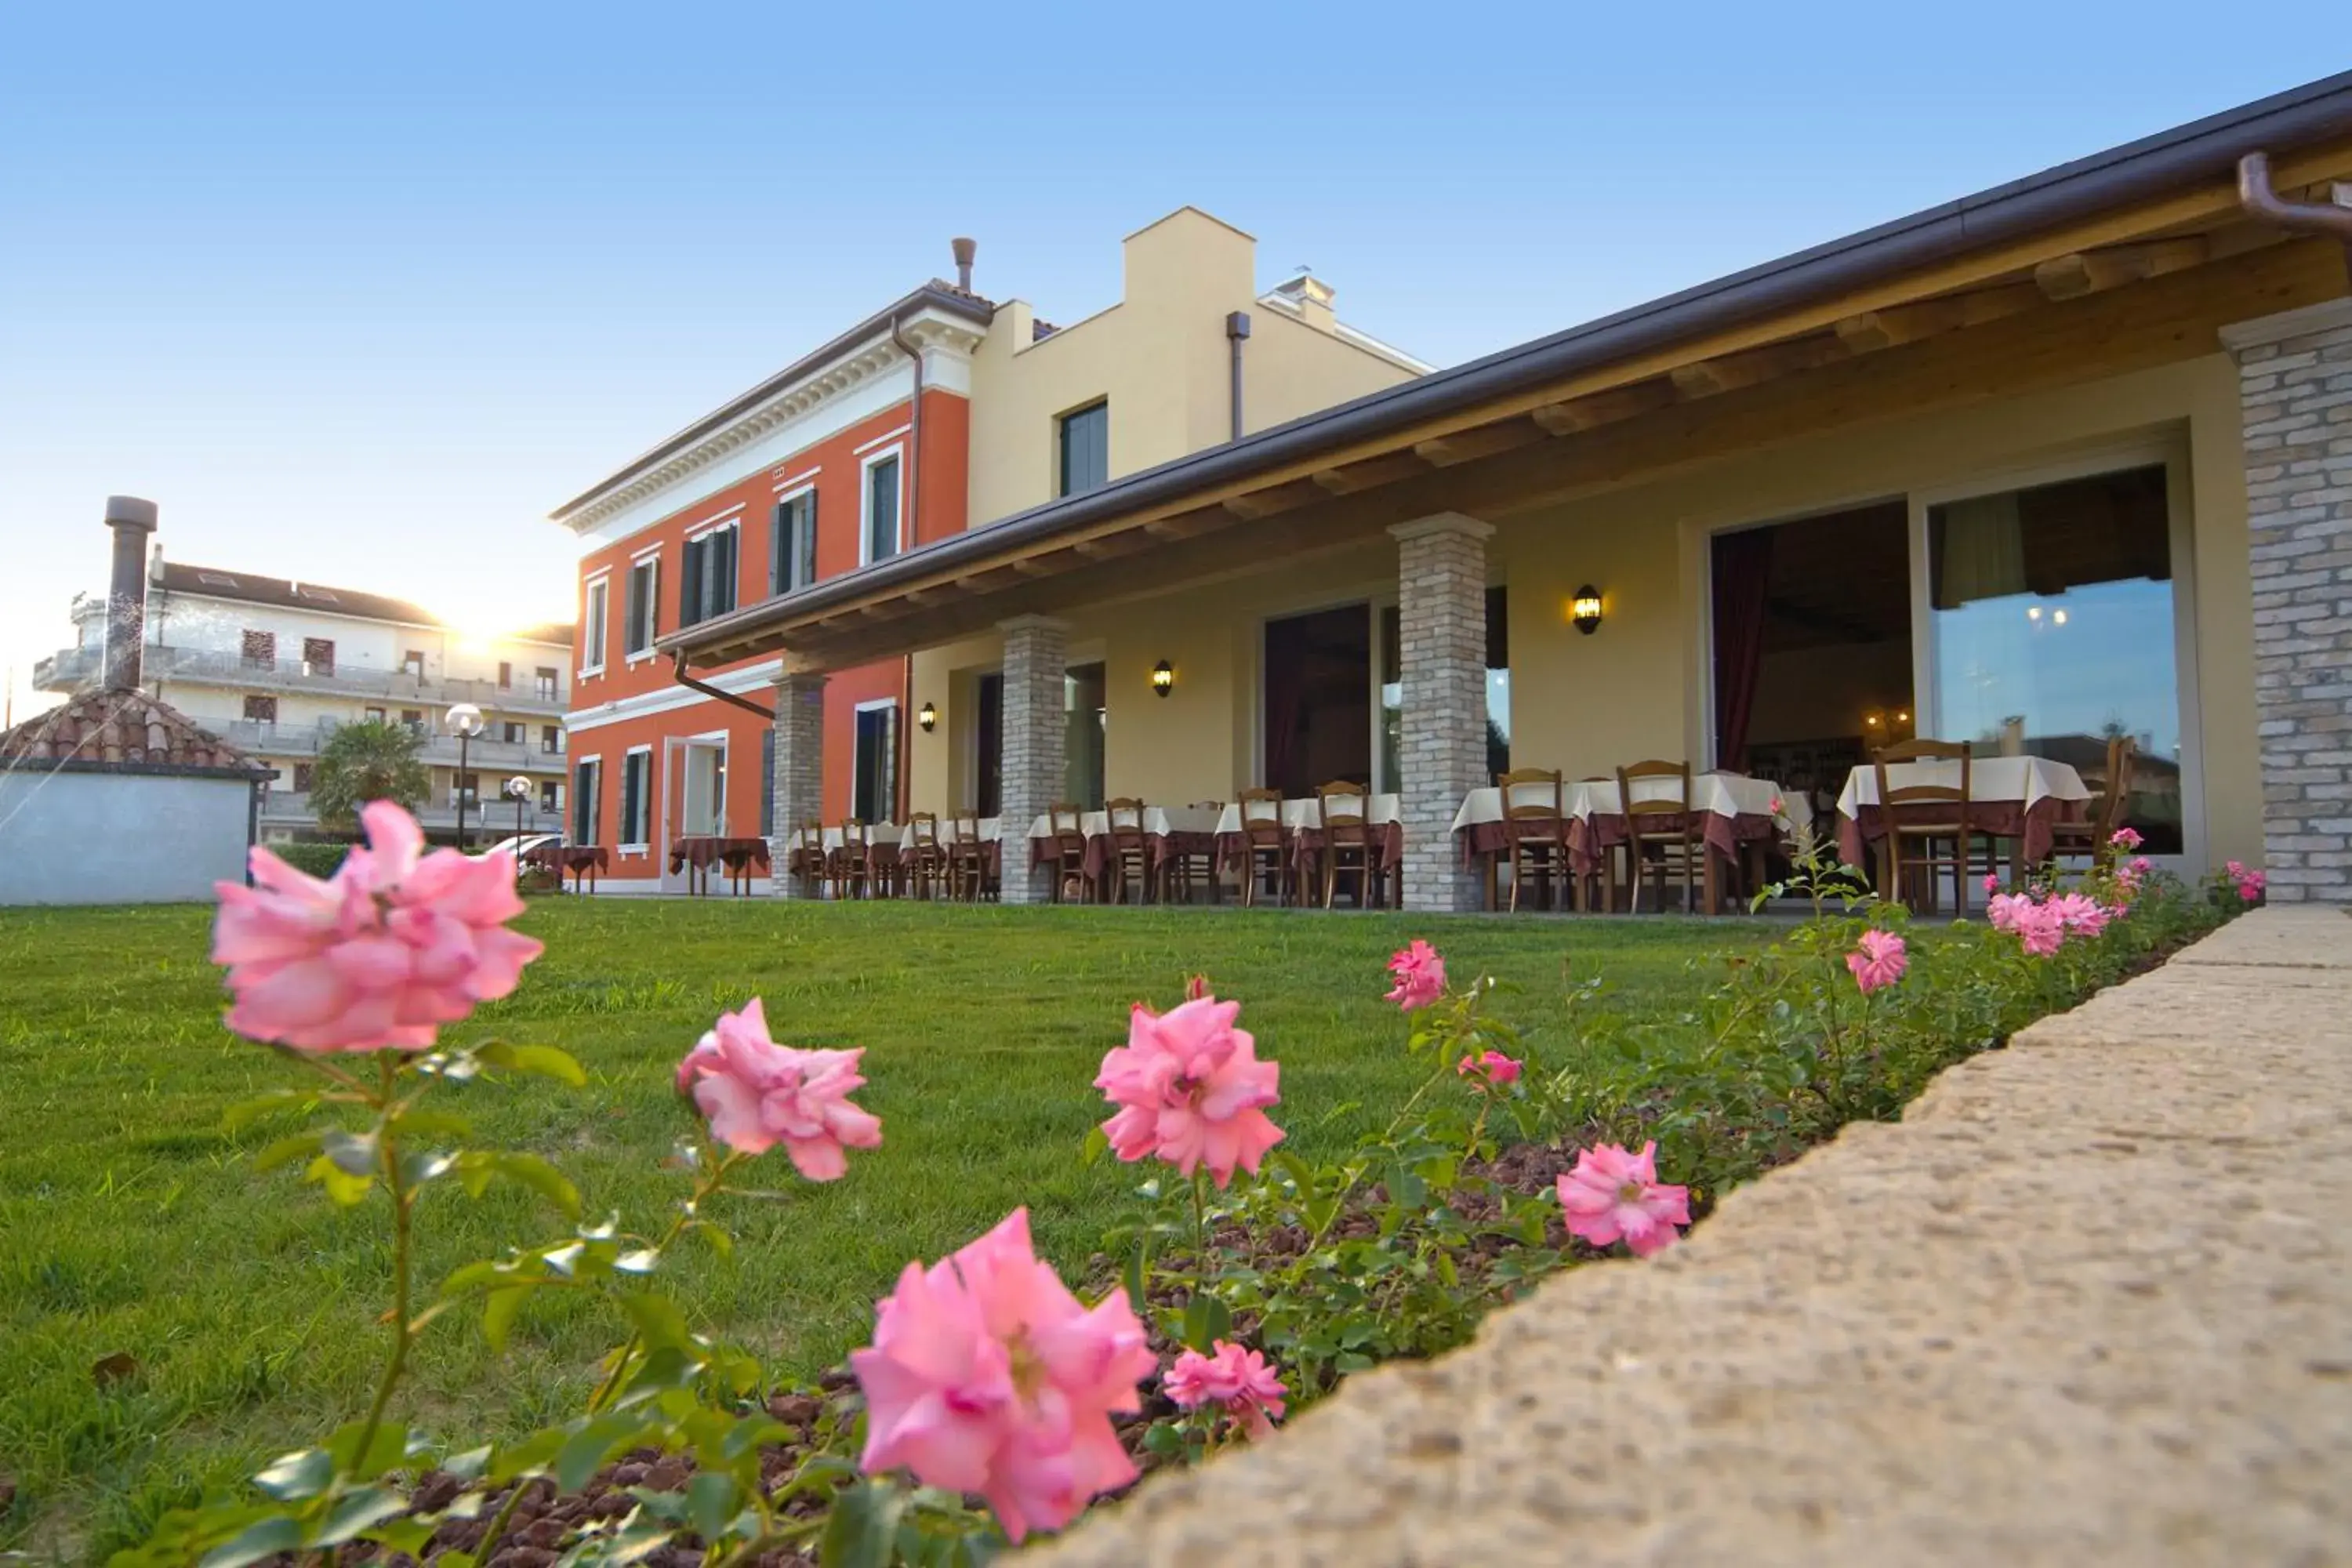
1212,793,1404,835
900,817,1003,851
808,821,902,852
1027,804,1224,841
1835,757,2088,816
1452,775,1791,832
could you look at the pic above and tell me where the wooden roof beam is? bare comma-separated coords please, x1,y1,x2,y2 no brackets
1410,420,1548,468
1222,485,1312,521
1145,507,1241,541
1073,531,1153,561
1311,451,1430,494
2034,235,2210,300
1530,380,1678,434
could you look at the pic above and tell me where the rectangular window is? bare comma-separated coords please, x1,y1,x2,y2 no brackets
243,694,278,722
401,708,423,735
975,673,1004,818
864,453,901,564
498,660,512,688
539,780,561,814
455,771,480,806
292,762,314,791
402,650,426,679
853,702,898,822
501,720,524,744
364,706,386,723
619,750,652,844
583,579,610,672
624,558,659,655
1377,588,1509,793
241,630,277,668
573,758,601,844
302,637,335,675
1058,401,1109,497
771,492,818,595
680,526,739,626
542,724,563,753
535,666,558,701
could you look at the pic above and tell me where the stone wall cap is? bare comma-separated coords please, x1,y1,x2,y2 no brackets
1387,513,1496,543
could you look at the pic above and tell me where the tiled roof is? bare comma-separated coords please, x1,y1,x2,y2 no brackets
0,688,267,776
157,563,445,628
509,620,577,648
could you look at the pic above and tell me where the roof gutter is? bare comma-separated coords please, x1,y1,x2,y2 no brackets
668,649,774,721
2238,150,2352,260
662,70,2352,656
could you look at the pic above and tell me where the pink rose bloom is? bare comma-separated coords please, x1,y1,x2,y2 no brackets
676,998,881,1179
852,1209,1152,1543
1556,1141,1690,1258
1845,929,1907,995
1384,940,1446,1011
2238,869,2267,902
2013,900,2067,957
1986,892,2024,934
2110,826,2143,851
1163,1340,1288,1441
211,800,543,1052
2130,856,2153,877
1982,873,1999,895
1095,994,1283,1189
1456,1049,1523,1085
2050,893,2109,938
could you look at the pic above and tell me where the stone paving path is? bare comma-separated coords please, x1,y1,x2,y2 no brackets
1029,907,2352,1566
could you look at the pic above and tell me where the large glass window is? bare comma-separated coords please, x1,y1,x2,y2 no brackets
865,454,902,564
1929,464,2180,850
1058,401,1109,497
1269,605,1371,799
854,702,898,822
1065,662,1107,810
1377,587,1509,795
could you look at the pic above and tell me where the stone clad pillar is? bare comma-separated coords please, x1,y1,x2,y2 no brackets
2220,298,2352,905
998,615,1070,906
1388,514,1494,913
769,670,827,898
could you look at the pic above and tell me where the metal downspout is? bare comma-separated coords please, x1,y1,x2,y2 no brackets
2238,151,2352,274
890,310,924,823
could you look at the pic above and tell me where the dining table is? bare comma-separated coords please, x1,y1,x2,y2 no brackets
1212,793,1404,899
898,817,1004,893
666,835,771,896
527,843,610,894
1027,805,1223,897
1835,755,2090,881
1450,774,1794,913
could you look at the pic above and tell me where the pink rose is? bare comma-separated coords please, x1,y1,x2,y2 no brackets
1456,1049,1523,1085
852,1209,1152,1543
2130,856,2153,877
676,998,881,1179
1384,940,1446,1011
2237,869,2267,902
2109,826,2143,851
1845,930,1907,995
211,800,543,1052
1095,994,1283,1189
2049,892,2109,938
1163,1340,1287,1441
1556,1141,1690,1258
2013,899,2067,957
1982,873,1999,896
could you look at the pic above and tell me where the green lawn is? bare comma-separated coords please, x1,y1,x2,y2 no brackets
0,900,1771,1559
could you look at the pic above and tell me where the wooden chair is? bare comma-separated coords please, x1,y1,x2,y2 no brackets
1236,788,1290,907
2045,734,2139,875
1497,768,1567,913
905,812,945,900
1617,760,1703,914
1045,803,1091,903
1871,739,1993,915
1316,781,1376,909
1162,801,1222,904
946,811,989,902
1101,798,1152,904
794,818,826,898
830,819,870,901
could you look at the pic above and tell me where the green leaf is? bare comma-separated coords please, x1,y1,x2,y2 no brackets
616,1291,691,1352
481,1286,529,1351
443,1445,492,1483
304,1153,375,1207
555,1414,641,1493
319,1127,380,1178
1179,1293,1231,1353
400,1149,456,1187
325,1419,408,1481
613,1247,661,1275
1141,1421,1184,1457
252,1131,323,1172
1272,1150,1319,1194
366,1515,438,1557
222,1088,316,1134
456,1150,583,1218
1123,1239,1148,1312
314,1486,408,1546
387,1106,474,1143
1078,1125,1109,1167
478,1040,589,1087
250,1447,332,1503
198,1515,303,1568
819,1477,909,1568
684,1471,738,1542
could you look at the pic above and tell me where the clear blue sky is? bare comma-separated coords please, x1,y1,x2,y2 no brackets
2,0,2336,722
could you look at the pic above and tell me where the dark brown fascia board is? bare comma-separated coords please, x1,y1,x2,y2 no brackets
550,282,996,524
660,69,2352,661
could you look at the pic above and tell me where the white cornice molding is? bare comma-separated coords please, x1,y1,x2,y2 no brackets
561,310,988,538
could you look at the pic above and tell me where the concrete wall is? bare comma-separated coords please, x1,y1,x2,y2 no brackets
0,771,252,905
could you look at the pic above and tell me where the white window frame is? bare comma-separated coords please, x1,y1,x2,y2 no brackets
580,574,610,677
572,753,603,845
774,481,818,596
619,743,655,854
860,445,906,566
624,554,661,665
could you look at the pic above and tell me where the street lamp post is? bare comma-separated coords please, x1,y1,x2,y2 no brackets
448,703,485,848
505,775,532,851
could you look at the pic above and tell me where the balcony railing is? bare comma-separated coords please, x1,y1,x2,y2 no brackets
260,789,568,836
34,643,567,713
215,717,565,770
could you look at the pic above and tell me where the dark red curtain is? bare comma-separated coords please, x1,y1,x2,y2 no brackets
1262,643,1302,794
1711,528,1775,773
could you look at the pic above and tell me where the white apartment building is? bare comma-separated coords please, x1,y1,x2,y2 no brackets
34,548,574,844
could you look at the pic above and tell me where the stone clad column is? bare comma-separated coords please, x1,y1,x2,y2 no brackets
1388,514,1493,913
998,615,1070,906
769,670,827,898
2220,298,2352,905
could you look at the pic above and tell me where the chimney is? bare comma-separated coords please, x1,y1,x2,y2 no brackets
1271,273,1338,333
952,236,976,293
102,495,158,691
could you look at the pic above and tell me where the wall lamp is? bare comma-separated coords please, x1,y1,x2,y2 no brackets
1151,659,1175,698
1570,586,1604,635
917,701,938,732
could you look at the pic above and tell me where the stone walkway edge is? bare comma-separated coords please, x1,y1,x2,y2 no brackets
1027,907,2352,1566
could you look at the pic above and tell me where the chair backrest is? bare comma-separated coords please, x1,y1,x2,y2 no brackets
1871,739,1971,811
2094,734,2139,842
839,818,869,852
1105,797,1147,847
1239,787,1285,844
1616,759,1691,820
1048,801,1087,853
949,811,981,847
1316,780,1367,834
910,811,940,848
1497,767,1564,822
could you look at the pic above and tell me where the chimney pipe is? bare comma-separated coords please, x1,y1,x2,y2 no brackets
952,236,976,293
102,495,158,691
